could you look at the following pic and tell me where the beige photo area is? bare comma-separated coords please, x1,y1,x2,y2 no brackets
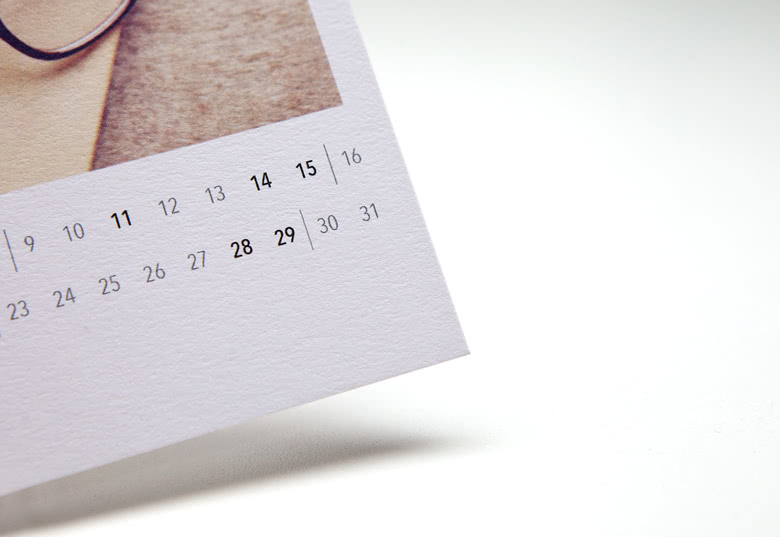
0,0,342,195
0,26,119,195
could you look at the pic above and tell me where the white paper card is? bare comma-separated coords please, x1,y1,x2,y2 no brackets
0,0,467,496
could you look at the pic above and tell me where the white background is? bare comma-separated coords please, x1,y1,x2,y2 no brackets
6,0,780,535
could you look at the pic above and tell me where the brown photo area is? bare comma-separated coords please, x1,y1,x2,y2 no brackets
93,0,342,170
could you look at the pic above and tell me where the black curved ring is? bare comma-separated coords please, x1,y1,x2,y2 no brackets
0,0,137,61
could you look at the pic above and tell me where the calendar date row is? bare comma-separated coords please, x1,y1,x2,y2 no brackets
3,203,380,324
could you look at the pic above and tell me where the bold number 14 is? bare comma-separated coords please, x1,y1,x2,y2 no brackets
251,173,272,190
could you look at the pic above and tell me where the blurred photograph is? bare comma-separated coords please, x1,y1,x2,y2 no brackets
0,0,342,194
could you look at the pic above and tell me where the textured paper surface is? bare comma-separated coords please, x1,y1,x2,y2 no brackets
0,0,467,496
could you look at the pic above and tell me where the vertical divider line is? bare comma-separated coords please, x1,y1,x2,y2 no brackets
323,144,338,185
3,230,18,273
299,210,315,251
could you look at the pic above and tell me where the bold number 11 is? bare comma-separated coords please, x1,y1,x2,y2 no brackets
111,210,132,229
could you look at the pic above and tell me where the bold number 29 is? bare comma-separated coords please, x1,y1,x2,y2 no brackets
275,227,295,246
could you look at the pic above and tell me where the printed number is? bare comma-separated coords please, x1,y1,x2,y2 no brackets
341,148,362,166
296,160,317,179
188,250,206,270
144,263,166,283
231,239,253,258
275,227,295,246
318,215,339,233
53,288,76,308
7,300,29,320
159,198,180,216
24,235,34,252
99,276,121,295
206,185,226,204
360,203,379,221
63,223,85,241
251,173,272,191
111,210,132,229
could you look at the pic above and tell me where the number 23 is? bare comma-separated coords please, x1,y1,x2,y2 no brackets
7,300,29,320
